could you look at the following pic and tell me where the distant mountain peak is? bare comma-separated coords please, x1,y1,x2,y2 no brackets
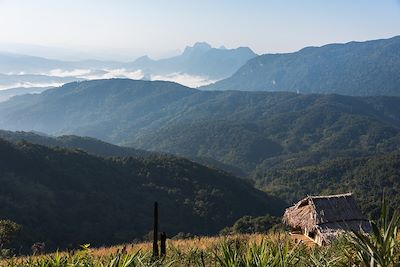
183,42,212,55
133,55,153,64
192,42,212,50
124,42,257,82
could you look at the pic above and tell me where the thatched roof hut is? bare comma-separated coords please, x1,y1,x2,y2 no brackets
283,193,371,245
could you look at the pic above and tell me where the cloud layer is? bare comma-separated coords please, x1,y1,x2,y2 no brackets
151,73,216,88
0,68,217,91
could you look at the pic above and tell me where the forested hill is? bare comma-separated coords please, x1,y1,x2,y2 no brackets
0,130,244,175
0,138,283,251
0,79,399,177
0,130,149,158
254,151,400,217
0,79,195,141
203,36,400,96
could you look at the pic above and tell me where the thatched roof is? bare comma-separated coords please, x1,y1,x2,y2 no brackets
283,193,370,238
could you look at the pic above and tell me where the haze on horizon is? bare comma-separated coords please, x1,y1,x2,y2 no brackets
0,0,399,61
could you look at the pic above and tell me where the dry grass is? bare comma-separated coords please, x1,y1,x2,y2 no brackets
92,233,277,257
2,231,399,266
1,234,277,264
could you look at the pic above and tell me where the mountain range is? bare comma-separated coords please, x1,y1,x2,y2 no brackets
2,36,400,95
1,79,399,174
0,79,400,220
126,42,257,80
204,36,400,96
1,36,400,251
0,42,256,90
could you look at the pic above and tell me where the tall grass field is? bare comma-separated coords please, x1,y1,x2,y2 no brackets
1,204,399,266
2,232,399,267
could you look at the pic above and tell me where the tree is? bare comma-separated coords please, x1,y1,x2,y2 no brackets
0,220,21,249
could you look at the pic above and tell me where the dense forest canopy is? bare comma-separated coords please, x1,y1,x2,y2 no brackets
0,79,399,177
254,152,400,217
0,138,283,251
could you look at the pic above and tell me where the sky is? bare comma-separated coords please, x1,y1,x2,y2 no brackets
0,0,399,60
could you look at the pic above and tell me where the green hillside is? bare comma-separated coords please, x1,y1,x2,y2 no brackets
128,92,400,174
0,129,149,158
254,152,400,216
0,138,283,251
0,130,246,176
0,79,399,176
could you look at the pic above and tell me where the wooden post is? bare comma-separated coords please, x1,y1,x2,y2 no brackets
152,201,159,257
160,232,167,257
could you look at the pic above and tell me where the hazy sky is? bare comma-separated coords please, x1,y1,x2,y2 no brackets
0,0,399,60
